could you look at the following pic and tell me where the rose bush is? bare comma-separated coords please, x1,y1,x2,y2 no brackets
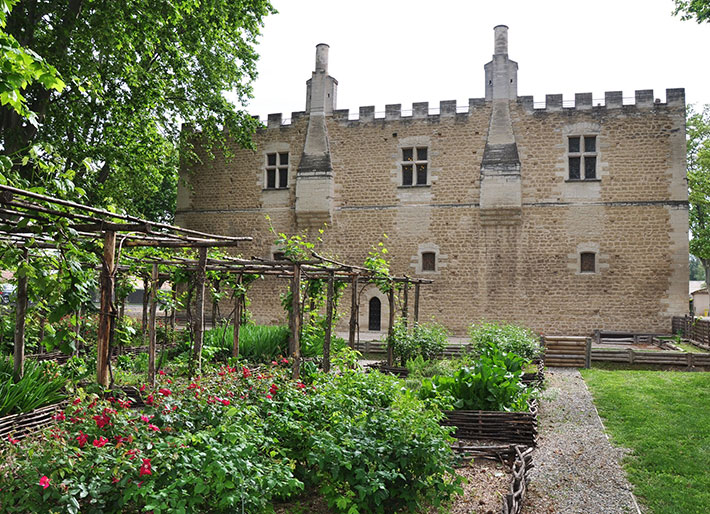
0,357,460,513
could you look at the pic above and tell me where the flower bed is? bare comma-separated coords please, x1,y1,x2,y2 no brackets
0,360,461,513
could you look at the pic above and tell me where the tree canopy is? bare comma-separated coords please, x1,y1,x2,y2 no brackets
687,105,710,281
1,0,274,221
674,0,710,23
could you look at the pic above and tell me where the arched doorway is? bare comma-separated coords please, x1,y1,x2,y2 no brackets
368,297,381,331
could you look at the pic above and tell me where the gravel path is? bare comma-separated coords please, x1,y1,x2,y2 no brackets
522,368,641,514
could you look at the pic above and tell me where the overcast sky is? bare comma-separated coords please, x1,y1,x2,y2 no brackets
240,0,710,120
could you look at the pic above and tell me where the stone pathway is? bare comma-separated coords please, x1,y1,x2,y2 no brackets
522,368,641,514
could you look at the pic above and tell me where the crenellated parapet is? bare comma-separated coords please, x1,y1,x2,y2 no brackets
517,88,685,113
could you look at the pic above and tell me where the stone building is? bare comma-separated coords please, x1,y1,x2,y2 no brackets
176,25,688,337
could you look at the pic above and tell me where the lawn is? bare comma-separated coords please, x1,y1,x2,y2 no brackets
581,369,710,514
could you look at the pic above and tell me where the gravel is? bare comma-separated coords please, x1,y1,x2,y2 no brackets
522,367,640,514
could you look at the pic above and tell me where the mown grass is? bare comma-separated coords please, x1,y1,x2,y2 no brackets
581,369,710,514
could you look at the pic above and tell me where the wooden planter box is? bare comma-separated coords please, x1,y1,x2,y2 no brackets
441,399,538,447
0,400,67,441
453,443,534,514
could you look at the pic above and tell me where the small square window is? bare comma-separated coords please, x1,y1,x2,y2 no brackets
401,146,428,186
568,137,580,153
422,252,436,271
584,156,596,179
273,251,286,261
580,252,596,273
265,152,289,189
584,136,596,152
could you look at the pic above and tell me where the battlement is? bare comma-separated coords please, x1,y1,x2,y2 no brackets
255,88,684,129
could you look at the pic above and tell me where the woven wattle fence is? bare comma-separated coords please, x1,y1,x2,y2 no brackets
442,399,538,447
0,401,67,441
452,443,534,514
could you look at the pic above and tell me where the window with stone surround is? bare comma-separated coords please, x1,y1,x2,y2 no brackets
567,135,597,181
421,251,436,272
580,252,596,273
401,146,428,186
265,152,289,189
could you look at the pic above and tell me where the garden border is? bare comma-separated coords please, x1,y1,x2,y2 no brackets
452,443,534,514
0,400,67,441
442,399,538,447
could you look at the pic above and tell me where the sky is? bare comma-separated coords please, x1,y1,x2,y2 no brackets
239,0,710,121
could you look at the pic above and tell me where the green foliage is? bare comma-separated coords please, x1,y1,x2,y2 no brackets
0,357,66,415
363,236,394,294
2,0,275,221
688,105,710,282
390,320,448,366
468,321,542,361
418,343,534,412
582,369,710,513
673,0,710,23
690,254,706,280
201,322,289,363
1,364,460,513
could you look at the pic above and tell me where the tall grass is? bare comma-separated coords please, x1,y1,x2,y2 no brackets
0,357,67,416
203,323,289,363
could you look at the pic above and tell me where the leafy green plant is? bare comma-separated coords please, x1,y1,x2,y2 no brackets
419,343,534,412
391,320,448,366
200,323,290,363
0,357,66,415
468,321,542,361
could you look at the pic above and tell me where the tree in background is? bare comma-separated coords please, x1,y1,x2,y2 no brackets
690,254,706,281
687,106,710,293
1,0,274,221
674,0,710,23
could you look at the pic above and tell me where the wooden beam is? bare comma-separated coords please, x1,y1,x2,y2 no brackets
348,275,358,349
190,247,208,377
12,249,28,383
123,240,246,248
323,271,334,373
414,283,420,324
232,274,242,359
290,264,301,379
97,230,116,387
148,263,159,386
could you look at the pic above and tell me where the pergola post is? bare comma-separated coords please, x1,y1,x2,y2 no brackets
232,274,243,359
323,271,334,373
402,279,409,327
387,285,395,366
97,230,116,387
148,262,159,386
414,282,421,324
190,247,208,377
290,263,301,379
12,248,28,383
348,274,358,349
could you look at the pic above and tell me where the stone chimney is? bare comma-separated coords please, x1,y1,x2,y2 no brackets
296,44,338,228
484,25,518,101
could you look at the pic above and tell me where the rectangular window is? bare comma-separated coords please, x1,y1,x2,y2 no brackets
401,146,428,186
265,152,289,189
568,135,597,181
580,252,596,273
422,252,436,271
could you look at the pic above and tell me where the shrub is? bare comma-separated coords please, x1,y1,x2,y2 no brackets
418,343,534,412
200,323,289,363
391,320,448,365
468,321,542,361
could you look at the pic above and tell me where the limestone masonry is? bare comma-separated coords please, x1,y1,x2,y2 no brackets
176,26,689,336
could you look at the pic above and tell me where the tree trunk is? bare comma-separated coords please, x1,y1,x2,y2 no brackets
190,248,207,377
13,249,29,383
148,263,159,386
97,230,116,387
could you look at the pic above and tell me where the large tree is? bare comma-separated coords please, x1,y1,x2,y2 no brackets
687,105,710,292
674,0,710,23
1,0,274,221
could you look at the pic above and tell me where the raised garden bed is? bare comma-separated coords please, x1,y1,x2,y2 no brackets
451,443,534,514
442,400,538,447
0,400,67,441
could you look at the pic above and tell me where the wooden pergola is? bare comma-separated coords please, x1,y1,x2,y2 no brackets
0,184,433,384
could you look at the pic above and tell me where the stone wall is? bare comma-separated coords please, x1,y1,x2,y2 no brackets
176,91,688,337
